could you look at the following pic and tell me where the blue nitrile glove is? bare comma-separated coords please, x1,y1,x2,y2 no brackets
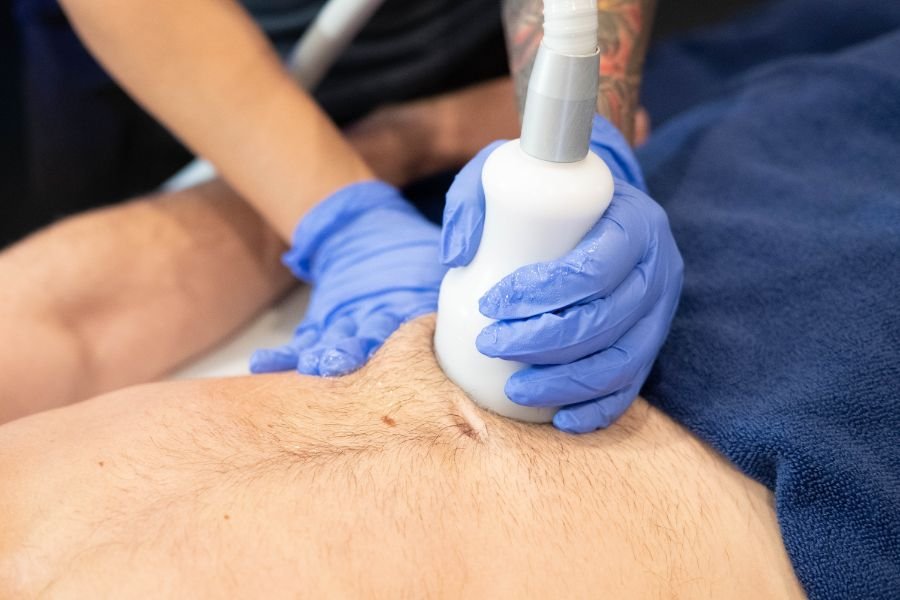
441,115,684,434
250,181,444,377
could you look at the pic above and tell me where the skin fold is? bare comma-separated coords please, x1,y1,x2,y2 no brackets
0,318,803,598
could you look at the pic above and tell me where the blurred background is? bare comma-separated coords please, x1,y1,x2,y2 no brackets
0,0,761,249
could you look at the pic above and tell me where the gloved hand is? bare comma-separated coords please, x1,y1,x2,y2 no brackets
441,115,684,434
250,181,444,377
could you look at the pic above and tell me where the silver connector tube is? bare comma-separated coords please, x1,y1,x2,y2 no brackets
520,45,599,163
519,0,600,163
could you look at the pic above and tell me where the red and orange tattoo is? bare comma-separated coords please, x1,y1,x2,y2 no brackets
502,0,656,144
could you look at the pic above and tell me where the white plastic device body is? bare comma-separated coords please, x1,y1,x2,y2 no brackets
433,0,612,423
434,140,614,423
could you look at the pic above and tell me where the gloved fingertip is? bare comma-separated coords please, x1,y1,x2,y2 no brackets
297,350,323,376
553,411,596,435
474,325,501,357
554,391,636,434
440,224,475,268
477,286,505,319
478,276,542,320
318,348,363,377
439,240,461,268
249,348,297,374
442,146,495,268
504,376,542,407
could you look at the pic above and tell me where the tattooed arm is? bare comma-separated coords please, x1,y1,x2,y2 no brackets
502,0,656,144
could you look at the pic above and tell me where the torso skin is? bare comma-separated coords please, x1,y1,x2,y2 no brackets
0,318,803,599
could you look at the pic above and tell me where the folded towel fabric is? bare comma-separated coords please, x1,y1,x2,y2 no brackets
638,4,900,598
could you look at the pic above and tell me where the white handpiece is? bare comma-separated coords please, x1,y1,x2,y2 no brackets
434,141,613,422
433,0,612,423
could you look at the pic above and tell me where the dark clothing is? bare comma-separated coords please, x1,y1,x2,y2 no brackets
15,0,192,235
11,0,506,238
639,1,900,597
248,0,508,124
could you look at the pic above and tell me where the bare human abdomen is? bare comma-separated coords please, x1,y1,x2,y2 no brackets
0,317,802,599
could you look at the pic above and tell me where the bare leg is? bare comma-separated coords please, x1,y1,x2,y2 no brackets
0,179,292,423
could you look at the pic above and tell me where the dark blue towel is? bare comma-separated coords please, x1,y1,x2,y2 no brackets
638,2,900,598
642,0,900,126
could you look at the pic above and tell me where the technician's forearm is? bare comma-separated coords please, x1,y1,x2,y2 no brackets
503,0,656,143
58,0,373,240
0,180,292,422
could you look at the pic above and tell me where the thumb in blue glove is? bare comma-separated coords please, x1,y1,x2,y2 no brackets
250,181,444,377
441,115,683,434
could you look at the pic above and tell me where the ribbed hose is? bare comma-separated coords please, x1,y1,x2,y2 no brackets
287,0,387,90
542,0,599,56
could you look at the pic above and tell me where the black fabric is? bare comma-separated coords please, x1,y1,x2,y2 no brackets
15,0,193,230
1,1,27,248
311,0,508,124
248,0,508,124
10,0,506,242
